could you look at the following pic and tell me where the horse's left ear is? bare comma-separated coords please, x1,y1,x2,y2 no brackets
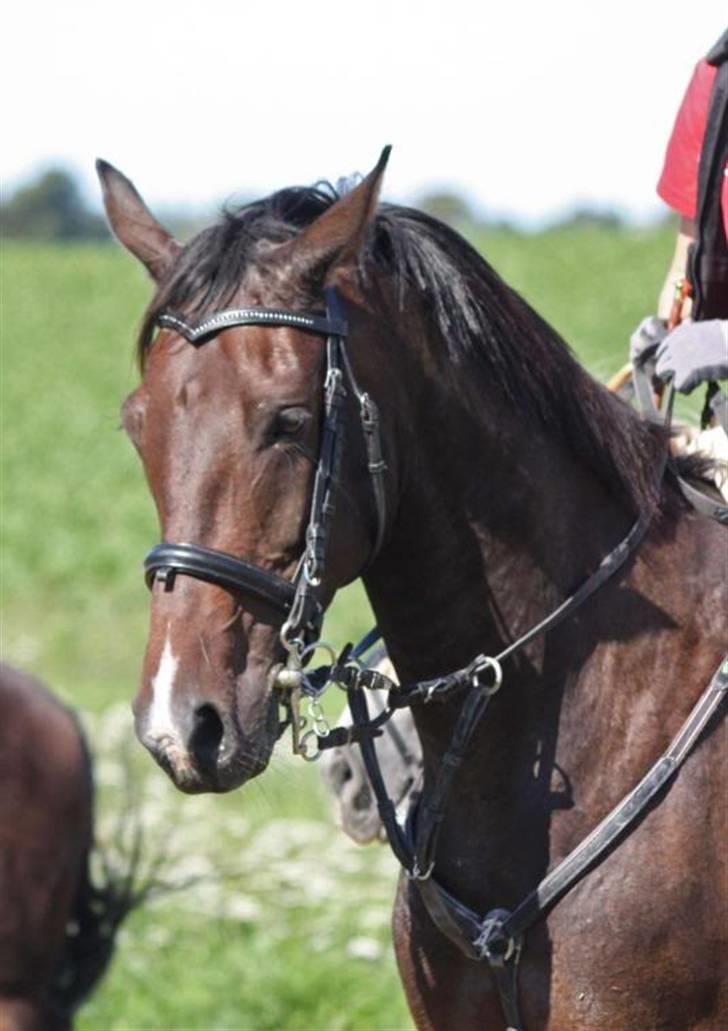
96,159,181,281
280,146,391,283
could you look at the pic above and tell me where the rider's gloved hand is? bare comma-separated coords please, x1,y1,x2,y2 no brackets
629,316,668,367
655,319,728,394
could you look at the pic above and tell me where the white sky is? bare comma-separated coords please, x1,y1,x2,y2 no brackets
3,2,725,225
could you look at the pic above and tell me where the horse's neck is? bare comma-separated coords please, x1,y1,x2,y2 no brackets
365,386,632,689
362,382,646,884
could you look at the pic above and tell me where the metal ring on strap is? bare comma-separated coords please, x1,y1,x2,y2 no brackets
470,656,503,695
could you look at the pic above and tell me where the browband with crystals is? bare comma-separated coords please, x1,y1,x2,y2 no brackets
157,308,347,344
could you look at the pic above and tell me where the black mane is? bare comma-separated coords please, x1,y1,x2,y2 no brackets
139,182,704,519
138,183,340,358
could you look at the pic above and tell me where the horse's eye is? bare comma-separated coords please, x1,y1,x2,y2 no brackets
273,406,310,439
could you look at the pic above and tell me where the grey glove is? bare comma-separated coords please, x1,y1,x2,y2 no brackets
655,319,728,394
629,316,668,367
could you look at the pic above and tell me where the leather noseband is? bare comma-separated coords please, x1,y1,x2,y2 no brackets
144,542,297,615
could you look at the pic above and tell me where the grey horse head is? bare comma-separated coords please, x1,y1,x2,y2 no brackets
320,655,422,844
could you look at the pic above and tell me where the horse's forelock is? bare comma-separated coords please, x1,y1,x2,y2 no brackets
136,183,343,368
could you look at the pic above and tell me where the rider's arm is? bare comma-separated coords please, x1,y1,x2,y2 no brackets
630,60,713,364
657,217,695,323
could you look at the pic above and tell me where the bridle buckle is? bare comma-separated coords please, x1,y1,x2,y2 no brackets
474,909,517,966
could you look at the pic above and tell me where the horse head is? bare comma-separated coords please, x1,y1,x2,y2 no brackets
98,152,398,793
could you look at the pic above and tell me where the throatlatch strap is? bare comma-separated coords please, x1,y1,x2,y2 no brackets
325,287,389,561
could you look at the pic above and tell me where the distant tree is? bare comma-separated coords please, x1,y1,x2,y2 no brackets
1,168,109,240
552,206,624,230
415,190,478,229
414,189,517,234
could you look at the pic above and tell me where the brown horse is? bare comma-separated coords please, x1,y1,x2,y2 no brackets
0,664,140,1030
98,153,726,1029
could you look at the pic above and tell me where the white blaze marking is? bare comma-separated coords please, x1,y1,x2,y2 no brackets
147,634,180,739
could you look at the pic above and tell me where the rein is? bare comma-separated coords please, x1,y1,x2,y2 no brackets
142,289,727,1030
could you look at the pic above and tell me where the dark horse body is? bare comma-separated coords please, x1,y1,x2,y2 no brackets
98,153,726,1028
0,664,134,1030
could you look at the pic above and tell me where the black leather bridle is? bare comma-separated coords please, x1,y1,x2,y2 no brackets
143,286,388,748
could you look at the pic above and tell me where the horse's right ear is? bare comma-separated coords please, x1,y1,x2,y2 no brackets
96,160,181,281
275,146,391,286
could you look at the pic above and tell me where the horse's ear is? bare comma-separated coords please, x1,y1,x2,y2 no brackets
281,146,391,283
96,159,181,281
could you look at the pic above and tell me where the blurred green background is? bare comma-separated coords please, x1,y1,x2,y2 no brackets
1,222,674,1029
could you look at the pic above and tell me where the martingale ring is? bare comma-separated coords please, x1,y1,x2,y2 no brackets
299,640,337,667
279,620,306,658
298,729,323,762
470,656,503,695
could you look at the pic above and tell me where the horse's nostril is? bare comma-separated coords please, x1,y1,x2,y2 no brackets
353,784,372,812
188,703,225,769
333,761,353,789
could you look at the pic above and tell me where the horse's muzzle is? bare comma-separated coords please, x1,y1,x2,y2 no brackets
138,705,267,794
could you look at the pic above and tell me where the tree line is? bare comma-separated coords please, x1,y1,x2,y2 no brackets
1,168,109,240
2,166,632,242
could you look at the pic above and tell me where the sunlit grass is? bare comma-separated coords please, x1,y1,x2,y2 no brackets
79,707,408,1031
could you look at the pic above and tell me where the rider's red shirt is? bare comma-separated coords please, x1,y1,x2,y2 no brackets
657,58,728,238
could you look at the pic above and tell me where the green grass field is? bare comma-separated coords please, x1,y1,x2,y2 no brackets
1,223,675,1030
